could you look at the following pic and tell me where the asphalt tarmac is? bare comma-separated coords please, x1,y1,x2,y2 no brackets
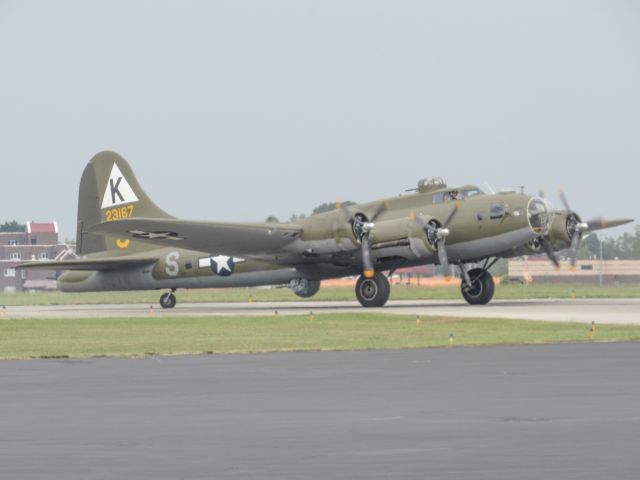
1,343,639,479
6,298,640,324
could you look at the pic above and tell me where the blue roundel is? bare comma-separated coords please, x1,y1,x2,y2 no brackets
210,255,235,277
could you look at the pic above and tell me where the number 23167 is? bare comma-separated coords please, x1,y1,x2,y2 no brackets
105,205,134,221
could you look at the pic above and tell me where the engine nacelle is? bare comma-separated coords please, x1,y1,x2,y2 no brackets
509,211,579,257
368,216,437,259
546,211,579,251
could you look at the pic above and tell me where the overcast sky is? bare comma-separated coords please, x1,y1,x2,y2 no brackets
1,0,638,240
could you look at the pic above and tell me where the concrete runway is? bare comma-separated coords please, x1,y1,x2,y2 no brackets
6,298,640,324
1,343,640,479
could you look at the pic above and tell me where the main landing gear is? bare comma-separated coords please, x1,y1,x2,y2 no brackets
159,288,177,309
355,272,390,308
459,260,496,305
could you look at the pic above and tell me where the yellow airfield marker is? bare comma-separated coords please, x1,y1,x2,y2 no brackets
148,305,155,316
248,294,253,303
416,315,420,326
448,332,454,345
309,311,315,322
589,321,597,339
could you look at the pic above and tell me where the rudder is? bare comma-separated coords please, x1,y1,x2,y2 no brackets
76,151,173,255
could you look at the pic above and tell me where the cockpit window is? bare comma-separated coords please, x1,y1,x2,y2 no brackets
444,190,460,201
433,187,484,204
463,188,483,198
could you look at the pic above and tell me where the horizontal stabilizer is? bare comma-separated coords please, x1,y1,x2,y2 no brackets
16,257,158,271
90,218,303,255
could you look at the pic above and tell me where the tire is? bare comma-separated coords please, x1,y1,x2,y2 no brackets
160,292,177,309
355,273,391,308
461,268,495,305
291,279,321,298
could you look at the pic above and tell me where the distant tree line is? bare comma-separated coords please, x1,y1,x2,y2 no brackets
0,220,25,232
579,226,640,260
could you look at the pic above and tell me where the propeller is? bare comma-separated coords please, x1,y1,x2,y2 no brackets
539,236,560,269
334,200,389,278
411,202,460,278
558,190,590,269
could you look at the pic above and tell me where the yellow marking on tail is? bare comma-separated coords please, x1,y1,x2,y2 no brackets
116,239,130,249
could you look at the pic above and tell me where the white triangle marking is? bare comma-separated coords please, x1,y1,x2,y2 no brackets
101,163,139,208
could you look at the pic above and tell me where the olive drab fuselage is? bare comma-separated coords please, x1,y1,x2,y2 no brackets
20,152,629,308
58,179,561,292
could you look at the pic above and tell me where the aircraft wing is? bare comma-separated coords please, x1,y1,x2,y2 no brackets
16,257,159,271
90,218,303,255
586,218,634,231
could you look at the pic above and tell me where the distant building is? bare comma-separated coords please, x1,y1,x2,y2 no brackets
508,257,640,284
0,222,74,292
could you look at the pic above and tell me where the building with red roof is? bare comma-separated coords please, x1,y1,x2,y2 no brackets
1,221,72,292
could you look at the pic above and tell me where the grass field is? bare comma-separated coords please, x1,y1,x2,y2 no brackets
1,313,639,359
1,283,639,306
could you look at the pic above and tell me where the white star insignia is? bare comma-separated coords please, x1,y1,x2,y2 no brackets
211,255,232,274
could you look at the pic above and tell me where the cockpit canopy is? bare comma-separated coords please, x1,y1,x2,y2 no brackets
430,185,484,204
414,178,484,203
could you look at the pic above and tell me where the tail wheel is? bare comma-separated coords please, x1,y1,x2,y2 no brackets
160,292,177,309
461,268,495,305
355,272,390,308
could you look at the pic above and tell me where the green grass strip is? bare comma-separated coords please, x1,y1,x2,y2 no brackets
1,313,639,360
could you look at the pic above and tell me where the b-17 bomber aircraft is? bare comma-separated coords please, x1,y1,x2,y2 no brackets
19,152,633,308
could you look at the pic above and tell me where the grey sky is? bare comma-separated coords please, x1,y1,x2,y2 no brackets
1,0,638,240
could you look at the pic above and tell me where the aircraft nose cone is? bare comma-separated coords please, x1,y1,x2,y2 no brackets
527,197,551,234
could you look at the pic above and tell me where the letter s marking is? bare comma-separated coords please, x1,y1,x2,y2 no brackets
165,251,180,277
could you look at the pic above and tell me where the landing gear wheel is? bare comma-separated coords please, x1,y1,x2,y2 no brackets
159,292,177,309
355,272,390,308
461,268,495,305
291,279,321,298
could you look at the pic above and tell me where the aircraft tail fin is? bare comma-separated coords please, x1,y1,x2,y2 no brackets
76,151,173,255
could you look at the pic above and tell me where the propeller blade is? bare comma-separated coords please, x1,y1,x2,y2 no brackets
410,211,429,230
437,237,449,277
586,217,634,231
568,230,583,269
442,202,460,228
361,234,375,278
558,190,571,212
333,203,356,245
539,237,560,269
370,200,389,222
